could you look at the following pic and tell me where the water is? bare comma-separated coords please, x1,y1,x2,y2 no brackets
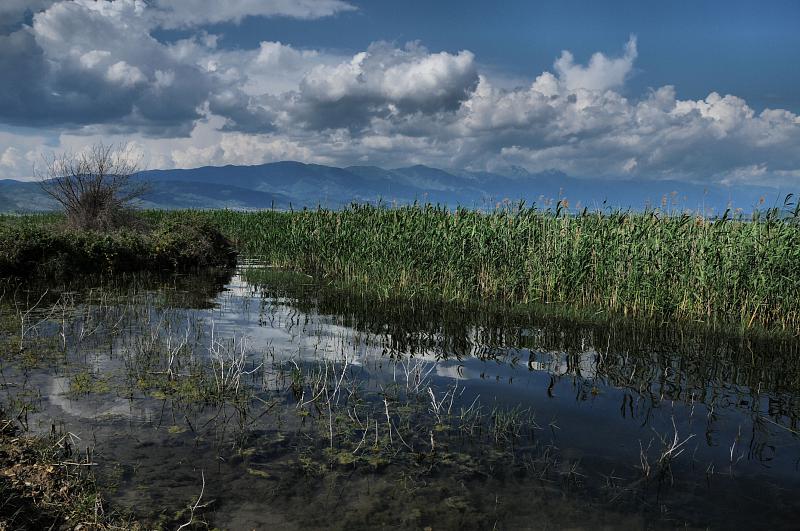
2,267,799,529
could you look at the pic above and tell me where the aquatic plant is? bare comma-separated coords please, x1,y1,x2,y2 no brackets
196,201,800,331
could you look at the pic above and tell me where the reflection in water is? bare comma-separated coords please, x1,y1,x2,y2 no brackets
238,267,800,432
1,267,799,529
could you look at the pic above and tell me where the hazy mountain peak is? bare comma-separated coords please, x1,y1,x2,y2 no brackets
0,161,786,214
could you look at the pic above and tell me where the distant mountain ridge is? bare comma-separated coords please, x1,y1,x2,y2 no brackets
0,161,789,214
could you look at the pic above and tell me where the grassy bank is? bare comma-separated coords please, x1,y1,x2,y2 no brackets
196,204,800,332
0,214,236,278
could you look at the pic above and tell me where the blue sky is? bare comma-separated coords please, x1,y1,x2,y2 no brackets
1,0,799,187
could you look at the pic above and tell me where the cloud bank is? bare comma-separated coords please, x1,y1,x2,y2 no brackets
0,0,798,189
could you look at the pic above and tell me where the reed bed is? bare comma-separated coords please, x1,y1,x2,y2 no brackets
196,203,800,331
8,203,800,331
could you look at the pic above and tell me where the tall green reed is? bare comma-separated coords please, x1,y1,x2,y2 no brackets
195,202,800,332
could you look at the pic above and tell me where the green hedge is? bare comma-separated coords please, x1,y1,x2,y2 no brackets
0,216,236,278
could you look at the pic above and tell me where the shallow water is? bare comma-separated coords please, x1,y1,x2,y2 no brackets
2,268,800,529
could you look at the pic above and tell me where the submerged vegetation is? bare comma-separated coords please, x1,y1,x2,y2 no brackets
0,272,566,528
1,262,799,528
196,202,800,332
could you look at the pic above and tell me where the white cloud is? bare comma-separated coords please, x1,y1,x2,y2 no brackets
217,134,319,166
299,43,476,107
221,41,343,97
5,0,356,30
255,41,319,69
79,50,111,69
286,42,478,130
554,36,637,92
0,129,54,180
718,164,768,185
0,0,354,134
106,61,147,86
0,147,22,169
11,0,285,135
457,81,800,182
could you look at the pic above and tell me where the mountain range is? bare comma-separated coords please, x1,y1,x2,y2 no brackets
0,161,790,214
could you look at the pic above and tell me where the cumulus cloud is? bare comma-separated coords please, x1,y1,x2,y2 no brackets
105,61,147,87
0,0,351,133
0,0,212,132
461,82,800,182
199,40,345,98
0,0,284,137
554,36,637,92
0,3,798,188
286,42,478,129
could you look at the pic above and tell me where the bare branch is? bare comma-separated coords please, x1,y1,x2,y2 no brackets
36,142,148,230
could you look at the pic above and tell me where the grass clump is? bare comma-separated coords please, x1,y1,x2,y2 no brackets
69,370,112,397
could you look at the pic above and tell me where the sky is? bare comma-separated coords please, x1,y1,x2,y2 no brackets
0,0,798,187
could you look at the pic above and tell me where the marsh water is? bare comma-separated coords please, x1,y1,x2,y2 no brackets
2,266,800,529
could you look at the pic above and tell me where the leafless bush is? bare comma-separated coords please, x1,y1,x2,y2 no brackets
36,143,147,230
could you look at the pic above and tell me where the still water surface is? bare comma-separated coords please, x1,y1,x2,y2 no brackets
3,267,800,529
